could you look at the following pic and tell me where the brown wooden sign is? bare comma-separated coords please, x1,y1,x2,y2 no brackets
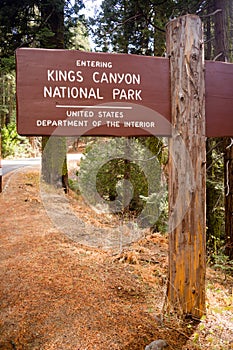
16,48,233,137
205,60,233,137
16,48,171,137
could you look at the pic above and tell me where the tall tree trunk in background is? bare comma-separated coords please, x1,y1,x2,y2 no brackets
225,139,233,259
213,0,233,259
226,0,233,260
205,1,219,253
215,0,233,259
228,0,233,62
214,0,228,61
225,0,233,259
40,0,68,193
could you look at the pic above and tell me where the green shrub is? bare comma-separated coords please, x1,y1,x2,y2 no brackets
1,122,32,158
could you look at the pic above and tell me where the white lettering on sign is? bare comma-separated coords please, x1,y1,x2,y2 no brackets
42,58,144,109
66,110,94,118
92,72,140,85
76,60,113,68
106,121,120,127
92,120,102,127
98,111,124,118
36,119,89,127
44,86,104,100
35,117,156,130
47,70,83,82
124,121,155,128
112,89,142,101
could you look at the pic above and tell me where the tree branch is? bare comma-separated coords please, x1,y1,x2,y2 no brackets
201,9,222,18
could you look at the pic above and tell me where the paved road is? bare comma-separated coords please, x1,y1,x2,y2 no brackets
1,154,84,175
1,158,41,175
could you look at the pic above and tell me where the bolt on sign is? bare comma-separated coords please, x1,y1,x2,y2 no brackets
16,48,233,137
16,48,171,137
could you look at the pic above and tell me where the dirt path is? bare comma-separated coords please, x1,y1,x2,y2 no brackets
0,168,232,350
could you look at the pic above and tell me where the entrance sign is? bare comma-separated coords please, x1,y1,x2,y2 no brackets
16,48,171,136
16,48,233,137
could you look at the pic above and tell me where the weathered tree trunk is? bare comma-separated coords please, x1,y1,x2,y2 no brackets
166,15,206,319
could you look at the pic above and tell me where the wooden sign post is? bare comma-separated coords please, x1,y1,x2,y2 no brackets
166,15,206,318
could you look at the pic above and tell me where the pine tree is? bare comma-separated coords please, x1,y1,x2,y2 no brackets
90,0,175,56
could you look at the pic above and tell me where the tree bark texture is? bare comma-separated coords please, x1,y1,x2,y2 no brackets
166,15,206,319
205,1,222,253
214,0,228,62
42,136,68,192
213,0,233,259
224,138,233,259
